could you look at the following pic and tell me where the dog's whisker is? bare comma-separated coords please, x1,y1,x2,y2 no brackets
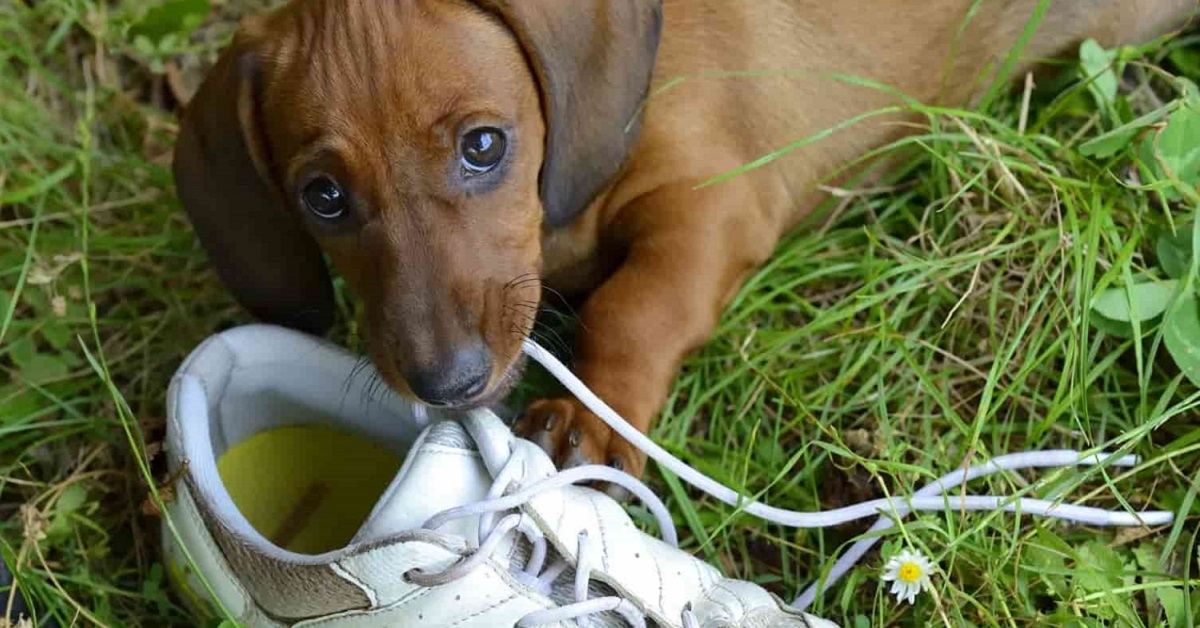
504,272,541,292
537,284,577,316
503,306,538,325
538,284,566,301
342,355,373,408
374,378,400,413
500,293,575,359
504,271,538,286
364,371,388,406
530,322,572,359
535,306,577,324
509,279,540,292
361,373,375,406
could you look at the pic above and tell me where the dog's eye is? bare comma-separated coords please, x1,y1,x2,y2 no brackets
460,128,507,174
301,176,348,219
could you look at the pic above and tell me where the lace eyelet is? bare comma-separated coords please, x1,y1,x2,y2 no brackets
403,568,420,584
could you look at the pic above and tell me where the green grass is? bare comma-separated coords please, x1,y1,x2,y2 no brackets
4,1,1200,627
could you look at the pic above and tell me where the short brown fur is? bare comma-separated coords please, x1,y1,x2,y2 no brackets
175,0,1197,477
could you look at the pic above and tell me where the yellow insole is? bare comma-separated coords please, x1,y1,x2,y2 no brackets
216,424,402,554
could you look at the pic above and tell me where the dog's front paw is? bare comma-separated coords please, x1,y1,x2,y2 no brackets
515,397,647,482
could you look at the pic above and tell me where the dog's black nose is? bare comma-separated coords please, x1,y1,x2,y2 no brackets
406,344,492,406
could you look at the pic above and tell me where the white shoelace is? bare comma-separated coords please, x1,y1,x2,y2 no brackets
411,339,1175,626
415,451,658,626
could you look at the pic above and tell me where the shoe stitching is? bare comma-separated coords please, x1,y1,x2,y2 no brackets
330,563,377,607
691,552,709,600
299,590,437,627
392,582,438,609
590,494,610,574
650,551,665,614
212,334,239,453
713,581,746,617
553,489,568,536
171,482,261,619
505,531,520,566
696,583,736,621
445,592,521,627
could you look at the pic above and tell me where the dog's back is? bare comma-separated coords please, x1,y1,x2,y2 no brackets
618,0,1195,235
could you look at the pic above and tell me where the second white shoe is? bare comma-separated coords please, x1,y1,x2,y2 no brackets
163,324,838,627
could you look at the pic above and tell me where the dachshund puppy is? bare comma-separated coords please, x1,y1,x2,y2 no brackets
174,0,1195,478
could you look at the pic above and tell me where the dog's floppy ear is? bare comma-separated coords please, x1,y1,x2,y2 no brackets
475,0,663,228
173,25,335,335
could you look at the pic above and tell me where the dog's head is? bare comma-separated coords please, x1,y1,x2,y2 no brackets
174,0,661,406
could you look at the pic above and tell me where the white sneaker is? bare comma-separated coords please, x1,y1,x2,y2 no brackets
161,324,838,627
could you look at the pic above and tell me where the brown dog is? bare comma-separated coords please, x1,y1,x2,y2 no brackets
174,0,1195,478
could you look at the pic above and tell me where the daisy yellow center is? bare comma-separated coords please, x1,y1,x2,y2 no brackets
897,562,923,583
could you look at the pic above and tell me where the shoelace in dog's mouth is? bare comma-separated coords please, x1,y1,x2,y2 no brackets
409,340,1175,626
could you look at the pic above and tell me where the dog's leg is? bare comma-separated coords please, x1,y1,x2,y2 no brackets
519,179,777,477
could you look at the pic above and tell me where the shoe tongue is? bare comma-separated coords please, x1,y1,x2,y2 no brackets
350,420,493,545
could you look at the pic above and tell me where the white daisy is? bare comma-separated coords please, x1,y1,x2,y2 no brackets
880,548,934,605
